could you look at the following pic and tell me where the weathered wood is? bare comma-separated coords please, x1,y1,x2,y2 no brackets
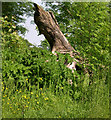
34,3,79,55
33,3,89,73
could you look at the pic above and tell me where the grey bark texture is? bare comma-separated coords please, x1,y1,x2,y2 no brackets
33,3,90,74
33,3,79,55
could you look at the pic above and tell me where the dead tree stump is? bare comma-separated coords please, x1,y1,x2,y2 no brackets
33,3,89,73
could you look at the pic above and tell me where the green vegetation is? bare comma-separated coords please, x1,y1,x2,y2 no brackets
2,2,33,34
1,2,110,118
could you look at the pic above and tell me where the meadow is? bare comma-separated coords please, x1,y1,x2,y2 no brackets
1,2,110,118
2,36,109,118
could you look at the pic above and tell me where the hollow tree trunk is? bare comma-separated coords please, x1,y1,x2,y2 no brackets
33,3,88,73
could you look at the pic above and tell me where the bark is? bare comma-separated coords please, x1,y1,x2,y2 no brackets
33,3,89,73
34,3,79,55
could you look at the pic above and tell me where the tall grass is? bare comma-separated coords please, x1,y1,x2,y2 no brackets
2,60,109,118
2,16,109,118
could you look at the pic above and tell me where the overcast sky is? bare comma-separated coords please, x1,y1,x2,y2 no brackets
23,1,45,47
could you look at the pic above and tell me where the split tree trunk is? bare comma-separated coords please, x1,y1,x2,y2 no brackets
34,3,79,55
33,3,89,73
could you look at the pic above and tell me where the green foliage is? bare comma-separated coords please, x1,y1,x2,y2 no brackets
2,17,87,100
2,2,33,34
2,2,109,118
45,2,110,68
38,39,51,51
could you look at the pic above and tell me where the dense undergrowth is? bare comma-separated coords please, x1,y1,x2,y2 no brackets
1,14,109,118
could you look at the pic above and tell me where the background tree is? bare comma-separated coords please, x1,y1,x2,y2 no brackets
2,2,33,35
45,2,110,69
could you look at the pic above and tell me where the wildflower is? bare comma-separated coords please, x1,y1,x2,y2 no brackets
9,29,12,32
44,97,48,100
12,16,14,19
6,88,8,90
24,95,27,99
27,102,29,104
60,87,64,89
41,93,44,96
66,33,68,36
5,16,8,19
40,78,42,80
7,102,9,104
8,97,10,100
45,60,49,62
37,102,39,104
16,89,18,91
36,94,39,97
31,92,33,95
12,32,16,35
12,25,16,29
19,90,22,93
3,95,7,97
40,88,42,90
26,78,28,81
22,95,27,99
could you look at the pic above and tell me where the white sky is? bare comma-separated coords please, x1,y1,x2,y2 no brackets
24,1,45,47
24,17,45,46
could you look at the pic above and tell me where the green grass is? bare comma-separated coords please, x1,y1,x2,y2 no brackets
2,73,109,118
2,49,109,118
2,14,109,119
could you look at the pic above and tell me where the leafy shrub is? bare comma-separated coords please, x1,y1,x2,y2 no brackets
1,17,97,100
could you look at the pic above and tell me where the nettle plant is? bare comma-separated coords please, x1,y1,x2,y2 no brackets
2,16,93,100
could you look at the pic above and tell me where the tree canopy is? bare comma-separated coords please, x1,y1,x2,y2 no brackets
44,2,110,68
2,2,33,34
